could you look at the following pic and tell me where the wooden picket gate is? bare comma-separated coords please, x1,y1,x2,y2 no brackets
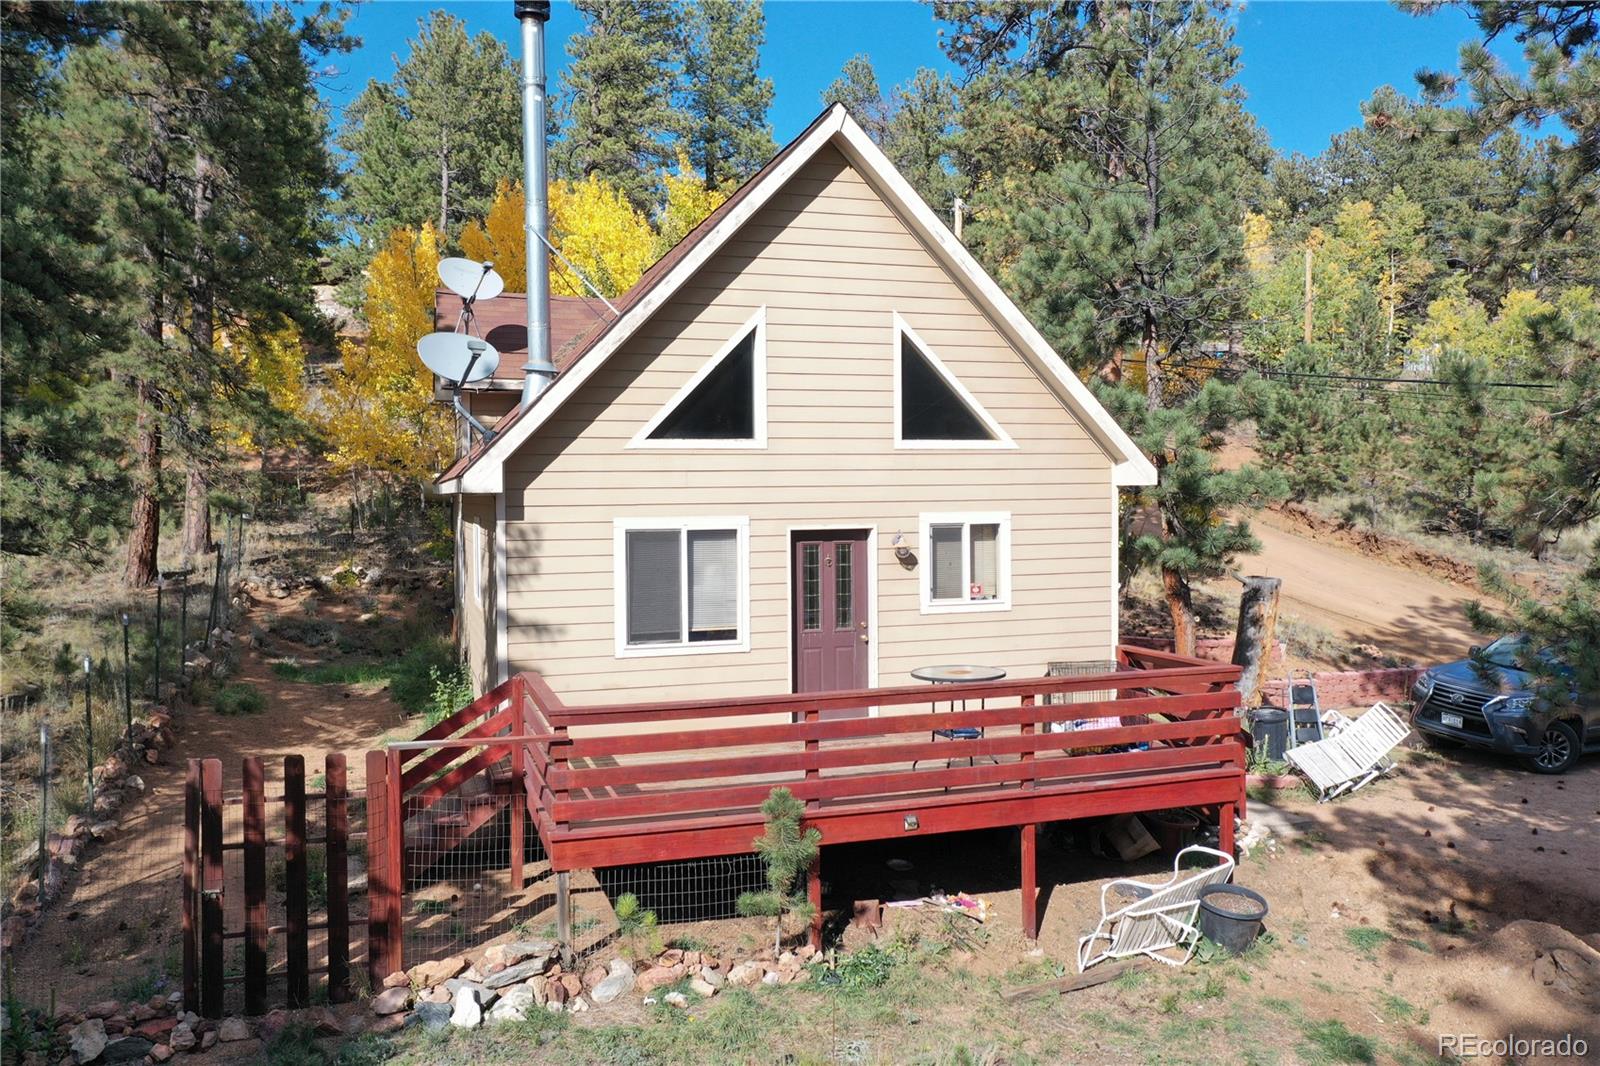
182,754,359,1017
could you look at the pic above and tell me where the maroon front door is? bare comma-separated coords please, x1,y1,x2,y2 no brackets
793,531,870,707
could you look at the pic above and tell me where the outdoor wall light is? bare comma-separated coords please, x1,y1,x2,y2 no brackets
892,531,917,570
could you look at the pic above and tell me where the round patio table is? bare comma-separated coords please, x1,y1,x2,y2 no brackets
911,665,1008,685
911,666,1007,763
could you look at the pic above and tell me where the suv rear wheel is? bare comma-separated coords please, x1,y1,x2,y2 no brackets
1522,720,1580,774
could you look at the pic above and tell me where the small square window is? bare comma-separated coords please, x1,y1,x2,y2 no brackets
920,514,1011,612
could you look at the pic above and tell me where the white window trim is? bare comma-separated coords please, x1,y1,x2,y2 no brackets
892,312,1016,450
471,522,484,607
918,511,1013,614
612,516,752,658
628,306,767,449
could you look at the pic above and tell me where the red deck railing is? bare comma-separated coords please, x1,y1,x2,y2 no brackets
367,645,1245,969
514,645,1245,872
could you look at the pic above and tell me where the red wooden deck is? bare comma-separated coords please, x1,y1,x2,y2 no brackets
507,645,1245,942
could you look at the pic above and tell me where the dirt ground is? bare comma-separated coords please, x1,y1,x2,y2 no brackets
3,588,417,1013
1203,508,1485,666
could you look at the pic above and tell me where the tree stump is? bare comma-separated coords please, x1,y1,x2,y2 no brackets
1230,575,1282,709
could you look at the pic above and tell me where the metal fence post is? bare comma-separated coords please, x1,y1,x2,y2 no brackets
121,613,132,739
154,577,164,703
38,720,50,880
82,655,94,812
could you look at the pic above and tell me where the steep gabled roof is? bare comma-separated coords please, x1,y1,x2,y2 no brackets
436,103,1157,492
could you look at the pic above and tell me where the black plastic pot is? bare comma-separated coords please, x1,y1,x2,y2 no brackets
1197,883,1269,954
1248,707,1289,762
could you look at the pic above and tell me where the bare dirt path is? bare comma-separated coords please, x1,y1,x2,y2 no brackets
1206,512,1484,665
6,591,412,1012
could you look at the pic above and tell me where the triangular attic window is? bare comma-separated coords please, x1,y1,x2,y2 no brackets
636,310,766,446
897,328,1008,444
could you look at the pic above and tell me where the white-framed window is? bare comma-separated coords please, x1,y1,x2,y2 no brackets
893,312,1014,450
613,517,751,656
629,306,767,449
919,512,1012,613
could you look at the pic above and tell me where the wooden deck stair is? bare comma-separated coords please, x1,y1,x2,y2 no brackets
395,682,528,880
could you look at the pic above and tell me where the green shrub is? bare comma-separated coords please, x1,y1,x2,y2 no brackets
387,637,456,714
423,662,473,726
213,682,266,716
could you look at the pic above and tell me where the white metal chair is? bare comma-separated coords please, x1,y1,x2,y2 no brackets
1077,844,1236,971
1286,702,1411,802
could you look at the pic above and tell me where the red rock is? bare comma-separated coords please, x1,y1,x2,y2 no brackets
85,1000,121,1020
136,1018,176,1041
560,974,582,997
381,970,411,989
635,965,684,994
150,1044,174,1062
368,1014,406,1035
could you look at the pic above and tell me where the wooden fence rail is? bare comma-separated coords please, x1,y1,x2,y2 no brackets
182,753,359,1016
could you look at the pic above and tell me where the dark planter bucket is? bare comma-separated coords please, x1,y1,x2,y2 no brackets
1143,809,1201,854
1198,884,1269,955
1248,707,1289,763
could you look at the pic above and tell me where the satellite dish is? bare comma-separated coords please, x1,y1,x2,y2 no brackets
438,257,505,303
417,332,500,384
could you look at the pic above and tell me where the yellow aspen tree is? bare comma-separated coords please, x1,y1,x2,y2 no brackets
322,224,451,480
547,174,655,297
459,179,526,292
655,148,731,257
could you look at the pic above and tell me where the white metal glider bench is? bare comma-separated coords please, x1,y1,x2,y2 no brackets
1286,701,1411,802
1077,844,1236,971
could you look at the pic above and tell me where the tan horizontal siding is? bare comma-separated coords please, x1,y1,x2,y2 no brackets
495,143,1118,707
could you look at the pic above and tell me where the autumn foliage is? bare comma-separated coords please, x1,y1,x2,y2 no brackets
322,224,452,480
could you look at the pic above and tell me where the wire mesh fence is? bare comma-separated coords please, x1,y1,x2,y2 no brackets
393,747,769,967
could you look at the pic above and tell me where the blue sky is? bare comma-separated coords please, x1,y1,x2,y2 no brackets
315,1,1526,159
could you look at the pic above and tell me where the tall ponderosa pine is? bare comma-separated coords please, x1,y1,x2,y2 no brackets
0,3,128,559
37,3,347,585
942,1,1278,651
1412,1,1600,292
560,0,683,211
682,0,774,188
821,55,963,215
339,12,518,258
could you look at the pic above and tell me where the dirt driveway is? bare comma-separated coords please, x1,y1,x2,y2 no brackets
1207,512,1484,665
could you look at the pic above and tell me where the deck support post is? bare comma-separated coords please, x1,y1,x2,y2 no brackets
1020,823,1038,941
808,851,823,952
556,870,572,966
1219,802,1235,857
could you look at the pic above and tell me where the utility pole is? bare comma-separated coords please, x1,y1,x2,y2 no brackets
1302,247,1314,345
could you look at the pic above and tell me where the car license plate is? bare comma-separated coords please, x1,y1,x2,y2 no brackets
1441,712,1464,729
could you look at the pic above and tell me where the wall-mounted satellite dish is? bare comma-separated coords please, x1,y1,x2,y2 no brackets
438,257,505,303
418,332,500,385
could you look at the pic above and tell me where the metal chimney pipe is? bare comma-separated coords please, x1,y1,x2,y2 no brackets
516,0,555,408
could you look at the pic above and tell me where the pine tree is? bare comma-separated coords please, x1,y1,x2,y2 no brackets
29,4,348,584
682,0,774,188
942,2,1273,650
1098,379,1287,654
736,788,821,957
820,56,962,213
561,0,683,211
1412,2,1600,291
820,54,891,139
0,2,129,559
338,12,519,260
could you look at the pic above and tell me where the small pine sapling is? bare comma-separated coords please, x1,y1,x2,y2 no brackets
614,892,661,961
736,787,822,956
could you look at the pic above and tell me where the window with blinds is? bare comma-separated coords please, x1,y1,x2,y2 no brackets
618,520,746,651
920,514,1011,611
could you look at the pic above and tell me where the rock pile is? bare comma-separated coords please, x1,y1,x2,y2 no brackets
367,939,821,1032
3,710,175,954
